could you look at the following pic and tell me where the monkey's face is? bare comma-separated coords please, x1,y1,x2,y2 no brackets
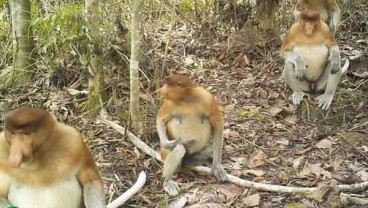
5,129,34,168
303,21,316,35
157,83,190,101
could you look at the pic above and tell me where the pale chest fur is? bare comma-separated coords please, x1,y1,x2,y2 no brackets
8,174,83,208
167,103,212,154
293,45,329,81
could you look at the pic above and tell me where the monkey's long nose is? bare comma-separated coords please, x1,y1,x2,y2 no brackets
8,150,23,168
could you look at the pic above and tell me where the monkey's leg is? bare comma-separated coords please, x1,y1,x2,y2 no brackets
283,62,310,105
315,63,342,110
163,144,186,196
211,121,227,182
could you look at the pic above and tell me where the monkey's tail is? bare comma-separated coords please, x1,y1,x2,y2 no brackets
341,58,349,74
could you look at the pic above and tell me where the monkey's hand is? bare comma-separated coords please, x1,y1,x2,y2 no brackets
181,139,195,148
211,165,227,181
163,179,180,196
315,93,334,110
162,139,179,150
292,55,306,80
328,46,341,74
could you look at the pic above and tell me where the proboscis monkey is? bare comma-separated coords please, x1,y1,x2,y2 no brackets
156,74,227,196
281,10,348,110
0,107,105,208
295,0,340,36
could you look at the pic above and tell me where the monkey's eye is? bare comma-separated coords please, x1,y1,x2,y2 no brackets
177,82,185,88
10,131,15,135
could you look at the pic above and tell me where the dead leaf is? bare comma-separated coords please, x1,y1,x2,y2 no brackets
361,145,368,152
230,157,246,170
352,71,368,78
243,55,251,66
268,106,282,116
242,193,260,207
169,196,188,208
213,184,244,200
315,139,333,149
238,169,265,177
298,163,332,179
248,150,266,168
356,169,368,181
285,114,298,124
293,156,306,169
275,138,290,146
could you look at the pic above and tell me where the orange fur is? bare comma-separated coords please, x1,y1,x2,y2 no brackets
0,107,104,207
295,0,340,16
281,10,336,55
157,74,223,160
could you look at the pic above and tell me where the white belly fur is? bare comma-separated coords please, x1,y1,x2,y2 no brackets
167,115,211,154
8,174,83,208
293,45,329,82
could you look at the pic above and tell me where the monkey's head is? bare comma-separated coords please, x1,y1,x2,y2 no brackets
300,10,321,36
4,107,55,167
157,74,196,101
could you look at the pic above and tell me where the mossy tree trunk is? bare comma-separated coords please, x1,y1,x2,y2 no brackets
129,0,144,134
6,0,35,87
85,0,105,117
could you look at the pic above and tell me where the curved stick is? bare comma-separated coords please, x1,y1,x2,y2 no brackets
98,117,368,194
107,171,147,208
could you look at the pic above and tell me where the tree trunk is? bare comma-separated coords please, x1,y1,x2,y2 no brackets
255,0,280,37
6,0,34,87
85,0,105,117
129,0,144,134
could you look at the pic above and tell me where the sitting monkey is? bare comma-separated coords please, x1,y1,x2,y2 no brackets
281,10,348,110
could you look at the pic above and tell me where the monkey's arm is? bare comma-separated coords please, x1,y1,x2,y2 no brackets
281,48,306,81
0,173,11,208
326,0,340,36
77,151,106,208
209,103,227,181
327,44,341,74
157,107,179,149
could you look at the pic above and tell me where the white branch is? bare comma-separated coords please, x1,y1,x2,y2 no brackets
107,171,147,208
98,117,368,194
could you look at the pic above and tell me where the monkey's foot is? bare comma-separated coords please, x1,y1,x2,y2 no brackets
211,166,227,181
163,180,180,196
315,93,334,110
292,92,307,105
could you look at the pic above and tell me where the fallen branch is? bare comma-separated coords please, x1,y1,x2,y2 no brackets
98,117,368,194
107,171,147,208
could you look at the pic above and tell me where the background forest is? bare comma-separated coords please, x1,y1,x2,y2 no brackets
0,0,367,207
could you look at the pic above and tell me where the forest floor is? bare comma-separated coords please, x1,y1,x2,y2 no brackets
1,8,368,208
